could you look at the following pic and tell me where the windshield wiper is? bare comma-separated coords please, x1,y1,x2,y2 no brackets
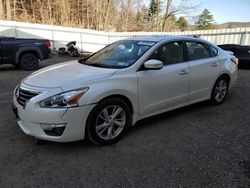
82,63,106,68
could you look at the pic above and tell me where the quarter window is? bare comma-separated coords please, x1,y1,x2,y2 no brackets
186,42,210,61
148,42,183,65
210,46,218,57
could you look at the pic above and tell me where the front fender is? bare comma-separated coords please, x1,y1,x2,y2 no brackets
78,80,139,117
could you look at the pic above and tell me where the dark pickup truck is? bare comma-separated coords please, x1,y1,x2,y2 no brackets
0,37,51,70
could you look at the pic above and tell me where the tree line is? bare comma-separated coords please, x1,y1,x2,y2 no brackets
0,0,215,31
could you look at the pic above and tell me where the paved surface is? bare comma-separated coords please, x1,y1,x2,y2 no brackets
0,57,249,187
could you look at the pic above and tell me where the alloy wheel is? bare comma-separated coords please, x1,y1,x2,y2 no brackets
24,56,36,68
95,105,126,140
214,79,228,103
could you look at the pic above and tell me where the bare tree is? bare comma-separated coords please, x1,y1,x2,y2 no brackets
0,0,4,19
6,0,11,20
161,0,198,31
0,0,198,32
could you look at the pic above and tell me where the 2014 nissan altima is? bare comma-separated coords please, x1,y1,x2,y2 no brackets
12,36,238,145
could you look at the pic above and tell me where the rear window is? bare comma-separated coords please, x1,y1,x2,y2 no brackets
186,42,210,61
210,46,218,57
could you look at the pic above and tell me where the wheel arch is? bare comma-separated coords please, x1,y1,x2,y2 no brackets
16,47,42,64
210,73,231,104
210,73,231,98
97,94,134,115
217,73,231,84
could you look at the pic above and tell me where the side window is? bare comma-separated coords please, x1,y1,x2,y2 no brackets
209,45,218,57
186,42,210,61
148,42,183,65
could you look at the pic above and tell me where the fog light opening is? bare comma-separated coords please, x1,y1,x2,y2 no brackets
41,123,66,136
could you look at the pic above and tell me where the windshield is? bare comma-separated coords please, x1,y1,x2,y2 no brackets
83,40,155,69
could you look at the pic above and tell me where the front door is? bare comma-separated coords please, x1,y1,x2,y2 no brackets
137,41,189,116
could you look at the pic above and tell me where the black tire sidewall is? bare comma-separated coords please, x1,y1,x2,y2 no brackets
86,98,131,145
20,53,39,71
210,77,229,105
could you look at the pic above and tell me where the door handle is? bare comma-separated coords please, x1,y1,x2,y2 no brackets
211,62,219,67
179,69,189,75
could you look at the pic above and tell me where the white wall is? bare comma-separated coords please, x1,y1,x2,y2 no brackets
1,20,250,52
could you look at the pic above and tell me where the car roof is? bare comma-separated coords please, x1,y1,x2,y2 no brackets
126,35,205,43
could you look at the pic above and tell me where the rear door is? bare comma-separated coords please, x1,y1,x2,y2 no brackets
185,41,220,101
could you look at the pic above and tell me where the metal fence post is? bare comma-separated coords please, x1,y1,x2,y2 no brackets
51,29,55,50
246,31,250,45
240,30,248,45
14,26,17,37
108,33,110,45
80,32,83,52
241,31,249,45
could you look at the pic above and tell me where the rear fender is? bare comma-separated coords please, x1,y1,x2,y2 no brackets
15,47,43,64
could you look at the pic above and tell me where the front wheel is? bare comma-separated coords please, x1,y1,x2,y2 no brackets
210,77,229,105
86,98,131,145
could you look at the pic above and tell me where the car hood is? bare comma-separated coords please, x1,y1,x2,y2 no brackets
22,61,117,90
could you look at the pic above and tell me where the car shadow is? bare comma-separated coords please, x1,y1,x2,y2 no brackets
30,100,211,149
0,65,19,71
128,100,210,136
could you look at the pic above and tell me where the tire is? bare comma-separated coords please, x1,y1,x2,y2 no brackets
210,76,229,105
86,97,131,145
19,53,39,71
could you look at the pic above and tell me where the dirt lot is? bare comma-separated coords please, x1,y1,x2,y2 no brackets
0,57,249,187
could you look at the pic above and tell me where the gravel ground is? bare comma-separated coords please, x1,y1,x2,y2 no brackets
0,57,249,188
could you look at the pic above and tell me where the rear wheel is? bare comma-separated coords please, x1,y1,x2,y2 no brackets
20,53,39,71
86,97,131,145
210,76,229,105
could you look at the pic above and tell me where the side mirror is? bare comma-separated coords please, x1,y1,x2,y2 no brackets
144,59,163,70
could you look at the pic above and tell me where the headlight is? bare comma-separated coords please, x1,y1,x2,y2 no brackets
40,87,89,108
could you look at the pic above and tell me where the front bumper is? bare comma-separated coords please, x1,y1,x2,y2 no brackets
12,88,95,142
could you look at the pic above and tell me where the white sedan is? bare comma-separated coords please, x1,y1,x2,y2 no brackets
12,36,238,145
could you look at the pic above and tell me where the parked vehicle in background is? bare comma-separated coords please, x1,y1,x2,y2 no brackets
218,44,250,67
12,36,238,145
0,37,51,70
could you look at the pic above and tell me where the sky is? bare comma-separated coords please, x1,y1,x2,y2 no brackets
197,0,250,23
144,0,250,24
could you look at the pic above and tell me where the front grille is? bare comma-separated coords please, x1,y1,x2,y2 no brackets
16,87,39,107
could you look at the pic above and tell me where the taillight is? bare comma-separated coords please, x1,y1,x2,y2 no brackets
231,57,238,65
43,40,51,48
